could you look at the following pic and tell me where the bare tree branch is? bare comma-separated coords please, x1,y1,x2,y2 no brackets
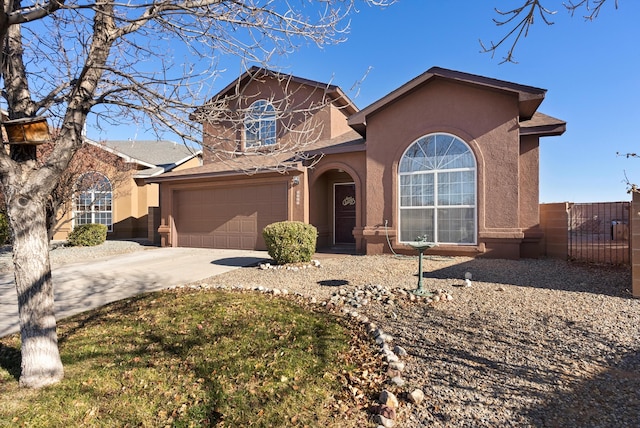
481,0,618,63
480,0,557,64
564,0,618,20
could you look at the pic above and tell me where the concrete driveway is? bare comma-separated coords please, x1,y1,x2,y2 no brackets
0,247,268,338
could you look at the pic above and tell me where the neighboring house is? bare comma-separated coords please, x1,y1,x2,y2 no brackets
53,139,201,241
148,66,566,259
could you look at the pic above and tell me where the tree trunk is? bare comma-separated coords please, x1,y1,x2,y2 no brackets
7,193,64,388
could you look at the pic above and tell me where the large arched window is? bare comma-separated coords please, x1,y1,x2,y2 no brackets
244,99,276,148
74,172,113,231
399,133,476,244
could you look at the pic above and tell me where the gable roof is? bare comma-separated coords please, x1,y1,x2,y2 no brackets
348,66,548,136
86,139,202,178
195,66,359,118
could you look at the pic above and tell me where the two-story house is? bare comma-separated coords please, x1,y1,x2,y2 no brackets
149,66,565,259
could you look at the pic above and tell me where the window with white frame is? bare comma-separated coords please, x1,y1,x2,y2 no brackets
399,133,476,244
244,99,276,148
74,172,112,231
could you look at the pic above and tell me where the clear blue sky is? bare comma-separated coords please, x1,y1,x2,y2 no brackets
97,1,640,203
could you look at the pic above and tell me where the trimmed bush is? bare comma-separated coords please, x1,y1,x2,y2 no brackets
0,212,10,245
68,223,107,247
262,221,317,264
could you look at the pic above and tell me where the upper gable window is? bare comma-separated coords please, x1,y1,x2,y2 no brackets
398,133,476,245
244,100,276,148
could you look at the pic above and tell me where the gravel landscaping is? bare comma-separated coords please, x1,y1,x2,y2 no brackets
199,254,639,428
3,241,638,427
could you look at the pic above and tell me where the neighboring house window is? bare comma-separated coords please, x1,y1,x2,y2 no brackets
399,133,476,244
74,172,113,231
244,99,276,148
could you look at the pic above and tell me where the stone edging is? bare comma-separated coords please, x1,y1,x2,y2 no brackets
169,261,456,428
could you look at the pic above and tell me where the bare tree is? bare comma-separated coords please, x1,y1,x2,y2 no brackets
0,0,394,388
482,0,619,63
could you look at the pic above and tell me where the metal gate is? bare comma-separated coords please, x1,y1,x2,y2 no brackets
568,202,630,264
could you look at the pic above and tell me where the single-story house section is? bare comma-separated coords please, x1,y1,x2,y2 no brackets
52,139,201,241
148,66,566,259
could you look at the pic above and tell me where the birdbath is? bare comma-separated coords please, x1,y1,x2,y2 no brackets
408,241,436,296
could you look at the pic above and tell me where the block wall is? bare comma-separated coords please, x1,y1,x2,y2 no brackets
539,203,569,259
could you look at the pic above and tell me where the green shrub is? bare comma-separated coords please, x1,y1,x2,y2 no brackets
68,223,107,247
262,221,317,264
0,212,10,245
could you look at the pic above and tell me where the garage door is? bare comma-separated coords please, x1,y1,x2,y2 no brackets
174,182,288,250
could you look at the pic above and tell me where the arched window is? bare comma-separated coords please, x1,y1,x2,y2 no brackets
244,99,276,148
74,172,113,231
398,133,476,244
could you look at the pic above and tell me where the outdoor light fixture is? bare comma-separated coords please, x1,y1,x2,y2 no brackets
291,176,300,186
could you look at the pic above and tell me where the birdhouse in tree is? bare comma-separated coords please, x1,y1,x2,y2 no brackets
2,116,50,145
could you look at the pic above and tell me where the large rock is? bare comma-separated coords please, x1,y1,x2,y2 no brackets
407,388,425,405
374,414,395,427
388,361,405,371
379,389,399,409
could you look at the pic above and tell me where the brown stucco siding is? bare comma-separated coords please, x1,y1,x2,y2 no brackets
359,78,524,257
330,103,355,137
202,121,238,163
519,135,543,257
201,77,350,164
309,150,366,251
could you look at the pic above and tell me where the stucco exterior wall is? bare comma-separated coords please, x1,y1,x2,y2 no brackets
308,150,366,251
201,76,350,164
330,103,355,137
360,78,528,258
519,135,543,258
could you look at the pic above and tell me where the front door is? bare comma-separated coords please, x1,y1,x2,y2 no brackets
334,183,356,244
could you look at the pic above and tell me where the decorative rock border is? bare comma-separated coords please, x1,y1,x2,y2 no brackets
258,260,322,270
316,283,454,427
168,264,455,427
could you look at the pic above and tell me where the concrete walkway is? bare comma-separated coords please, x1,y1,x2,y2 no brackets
0,247,268,338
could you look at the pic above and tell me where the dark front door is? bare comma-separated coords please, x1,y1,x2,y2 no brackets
334,183,356,244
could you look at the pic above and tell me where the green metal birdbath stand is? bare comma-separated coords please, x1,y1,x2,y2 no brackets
409,241,436,296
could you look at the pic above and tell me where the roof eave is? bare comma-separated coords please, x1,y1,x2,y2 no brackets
304,142,366,156
520,123,567,137
145,162,305,184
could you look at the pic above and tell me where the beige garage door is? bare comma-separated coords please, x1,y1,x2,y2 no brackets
174,183,288,250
